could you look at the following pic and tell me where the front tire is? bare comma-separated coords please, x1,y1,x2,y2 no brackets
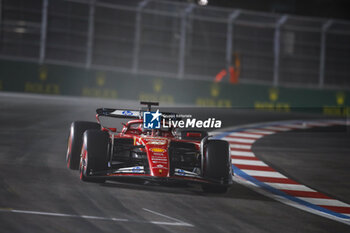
66,121,100,170
80,129,109,183
201,139,231,193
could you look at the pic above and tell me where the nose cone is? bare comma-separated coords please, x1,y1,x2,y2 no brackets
148,149,170,177
151,166,168,177
148,145,169,177
143,138,170,177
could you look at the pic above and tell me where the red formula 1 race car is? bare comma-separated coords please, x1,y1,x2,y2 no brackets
66,102,232,192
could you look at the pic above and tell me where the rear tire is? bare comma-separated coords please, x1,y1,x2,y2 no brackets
66,121,100,170
201,139,231,193
80,130,109,183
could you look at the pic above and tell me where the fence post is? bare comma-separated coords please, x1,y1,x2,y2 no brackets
132,0,149,74
39,0,48,64
86,0,95,69
319,20,333,88
226,10,240,71
273,15,288,87
178,4,195,79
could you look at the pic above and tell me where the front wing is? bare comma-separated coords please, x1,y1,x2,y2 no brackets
89,166,231,185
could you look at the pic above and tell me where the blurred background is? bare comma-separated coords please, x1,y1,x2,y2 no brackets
0,0,349,114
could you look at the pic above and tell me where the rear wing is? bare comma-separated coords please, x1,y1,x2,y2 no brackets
96,108,181,121
96,102,160,120
96,108,142,119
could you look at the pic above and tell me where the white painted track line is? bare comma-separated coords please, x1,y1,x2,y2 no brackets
297,198,350,207
230,150,255,157
142,208,193,227
1,208,128,221
241,170,286,178
224,137,256,143
232,159,268,166
0,208,194,227
281,124,309,129
261,125,291,131
265,183,316,192
230,144,252,150
263,126,291,131
228,132,263,138
245,129,275,134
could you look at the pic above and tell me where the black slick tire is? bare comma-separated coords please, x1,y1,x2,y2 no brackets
80,129,109,183
66,121,100,170
201,139,230,193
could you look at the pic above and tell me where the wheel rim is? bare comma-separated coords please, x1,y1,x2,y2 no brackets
80,146,87,180
66,133,73,168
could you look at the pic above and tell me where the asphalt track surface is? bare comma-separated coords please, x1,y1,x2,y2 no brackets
0,92,349,233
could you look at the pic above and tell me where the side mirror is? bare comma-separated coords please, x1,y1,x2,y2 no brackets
186,132,201,138
181,130,208,140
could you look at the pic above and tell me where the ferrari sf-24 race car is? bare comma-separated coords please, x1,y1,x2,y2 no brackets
66,102,232,192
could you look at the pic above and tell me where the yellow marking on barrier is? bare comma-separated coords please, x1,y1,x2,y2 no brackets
153,79,163,93
269,88,279,101
195,98,231,107
336,92,345,105
25,82,60,94
96,72,106,87
81,87,117,99
323,106,350,116
254,102,290,112
211,83,219,97
39,66,48,81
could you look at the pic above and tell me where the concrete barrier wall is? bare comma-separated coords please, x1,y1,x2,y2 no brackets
0,60,349,116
